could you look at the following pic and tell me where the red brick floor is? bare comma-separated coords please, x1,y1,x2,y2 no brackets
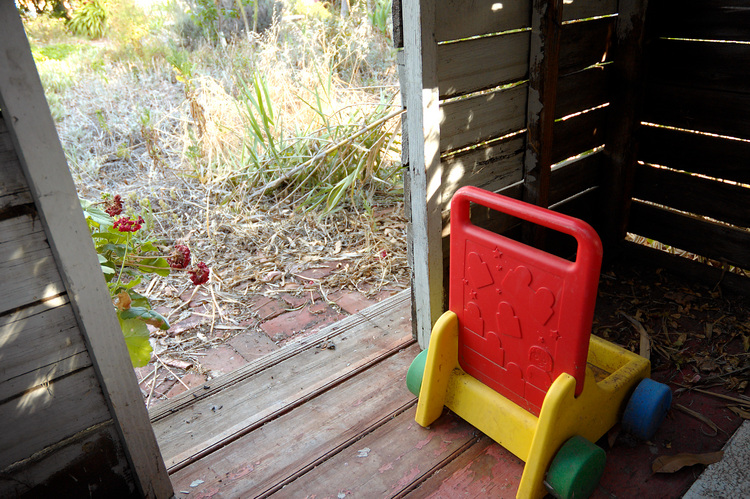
138,285,405,408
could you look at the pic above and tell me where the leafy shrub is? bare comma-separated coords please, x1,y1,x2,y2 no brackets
81,194,210,367
68,0,108,39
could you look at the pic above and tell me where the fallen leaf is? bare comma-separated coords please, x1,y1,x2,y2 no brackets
652,451,724,473
113,291,132,311
675,403,721,436
620,312,650,360
728,406,750,420
162,357,193,370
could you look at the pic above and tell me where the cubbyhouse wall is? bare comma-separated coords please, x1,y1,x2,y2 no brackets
401,0,750,344
0,8,172,497
401,0,625,345
630,0,750,272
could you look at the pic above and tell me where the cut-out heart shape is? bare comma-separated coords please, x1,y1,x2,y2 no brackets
497,301,522,338
532,286,556,325
464,301,484,336
466,251,494,288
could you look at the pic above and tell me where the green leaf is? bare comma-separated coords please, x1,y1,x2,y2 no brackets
138,257,171,277
101,264,115,275
140,241,159,252
120,306,170,330
121,276,143,291
127,289,150,308
99,243,128,258
81,200,114,228
119,317,152,367
92,231,125,243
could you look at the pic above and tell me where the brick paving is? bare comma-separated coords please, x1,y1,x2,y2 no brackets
138,282,405,409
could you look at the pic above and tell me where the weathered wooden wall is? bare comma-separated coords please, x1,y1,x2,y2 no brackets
0,8,172,497
630,0,750,271
402,0,619,344
0,114,137,497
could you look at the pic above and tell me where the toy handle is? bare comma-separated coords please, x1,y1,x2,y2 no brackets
450,186,603,265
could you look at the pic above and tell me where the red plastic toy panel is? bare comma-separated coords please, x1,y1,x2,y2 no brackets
449,187,603,416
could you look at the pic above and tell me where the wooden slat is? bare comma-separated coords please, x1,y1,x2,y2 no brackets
0,126,33,213
558,17,614,76
0,366,111,469
643,83,750,140
436,18,612,99
552,105,607,164
550,152,602,205
0,8,172,497
151,291,413,470
439,136,526,211
0,241,66,315
633,164,750,229
562,0,617,22
267,406,478,498
437,31,529,99
0,295,90,401
407,435,523,497
170,344,421,497
628,201,750,269
434,0,616,42
0,421,137,497
440,84,527,154
620,240,750,297
647,39,750,95
648,0,750,42
0,211,47,250
555,64,609,119
435,0,530,43
638,126,750,184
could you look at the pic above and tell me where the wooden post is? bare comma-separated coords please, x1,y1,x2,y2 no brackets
523,0,563,245
603,0,649,250
402,0,443,348
0,8,173,498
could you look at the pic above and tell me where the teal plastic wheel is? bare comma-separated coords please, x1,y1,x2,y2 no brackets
406,349,428,396
622,378,672,441
545,436,606,499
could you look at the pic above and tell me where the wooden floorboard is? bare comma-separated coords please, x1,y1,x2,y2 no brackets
273,407,479,499
152,290,413,472
171,344,419,497
404,435,524,498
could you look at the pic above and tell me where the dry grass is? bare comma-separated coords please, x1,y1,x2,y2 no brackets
27,2,407,395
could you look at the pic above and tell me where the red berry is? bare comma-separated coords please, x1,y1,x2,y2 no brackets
188,262,210,285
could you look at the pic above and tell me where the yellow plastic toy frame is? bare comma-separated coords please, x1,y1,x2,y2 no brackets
415,311,651,499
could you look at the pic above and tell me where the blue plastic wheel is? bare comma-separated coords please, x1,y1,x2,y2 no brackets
406,349,428,396
622,378,672,441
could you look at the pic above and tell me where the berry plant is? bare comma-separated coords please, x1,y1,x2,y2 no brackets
81,193,209,367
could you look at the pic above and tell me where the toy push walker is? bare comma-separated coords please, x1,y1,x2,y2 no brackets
407,186,672,499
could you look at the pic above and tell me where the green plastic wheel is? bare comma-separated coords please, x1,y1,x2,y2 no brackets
406,349,428,396
545,435,606,499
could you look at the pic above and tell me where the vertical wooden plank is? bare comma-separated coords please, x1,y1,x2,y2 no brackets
402,0,443,348
523,0,563,245
0,8,173,498
602,0,649,249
